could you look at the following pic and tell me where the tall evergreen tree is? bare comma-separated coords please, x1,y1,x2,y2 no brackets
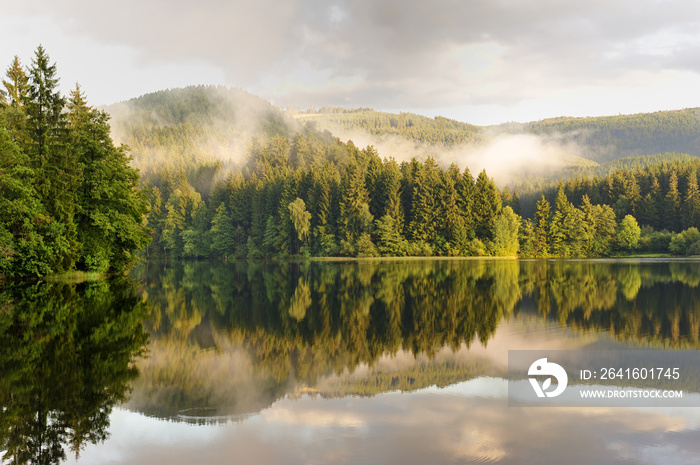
210,203,236,258
2,56,29,108
664,171,681,232
534,195,551,258
409,158,440,244
456,167,475,238
472,170,501,242
67,85,150,270
25,46,77,269
682,169,700,229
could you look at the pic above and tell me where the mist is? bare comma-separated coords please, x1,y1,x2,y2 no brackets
315,121,593,186
105,86,302,177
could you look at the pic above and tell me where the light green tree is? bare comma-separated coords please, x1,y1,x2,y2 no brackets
617,215,641,252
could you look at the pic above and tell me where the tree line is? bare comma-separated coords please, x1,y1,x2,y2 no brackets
0,47,150,281
144,132,520,259
145,127,700,259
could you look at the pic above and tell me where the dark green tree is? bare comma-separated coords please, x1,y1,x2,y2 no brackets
472,170,501,242
682,169,700,229
533,195,551,258
68,85,150,271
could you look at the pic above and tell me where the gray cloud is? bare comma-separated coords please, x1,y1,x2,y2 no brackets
5,0,700,114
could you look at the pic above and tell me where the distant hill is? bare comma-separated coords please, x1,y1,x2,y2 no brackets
294,108,483,146
514,109,700,162
294,106,700,164
105,86,301,178
104,88,700,185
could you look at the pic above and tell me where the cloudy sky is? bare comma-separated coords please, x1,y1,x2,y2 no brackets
3,0,700,125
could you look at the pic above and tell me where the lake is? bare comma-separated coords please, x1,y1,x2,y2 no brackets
2,259,700,464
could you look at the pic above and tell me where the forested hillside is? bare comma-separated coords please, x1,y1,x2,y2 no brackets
517,109,700,162
107,86,302,180
6,52,700,279
298,106,700,164
101,87,700,261
294,108,483,147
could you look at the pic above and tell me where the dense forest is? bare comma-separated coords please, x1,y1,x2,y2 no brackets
5,50,700,282
0,47,150,282
517,109,700,162
115,87,700,258
299,106,700,161
294,107,483,146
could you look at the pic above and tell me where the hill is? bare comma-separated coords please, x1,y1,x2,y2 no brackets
515,108,700,162
105,86,302,179
294,108,483,146
294,106,700,166
105,88,700,185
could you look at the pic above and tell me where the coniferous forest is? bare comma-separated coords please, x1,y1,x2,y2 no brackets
0,47,150,282
5,48,700,283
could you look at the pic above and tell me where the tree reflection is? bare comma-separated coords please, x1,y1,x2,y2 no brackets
0,279,148,465
133,259,700,420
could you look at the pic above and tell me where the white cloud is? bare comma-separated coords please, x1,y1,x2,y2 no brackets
3,0,700,123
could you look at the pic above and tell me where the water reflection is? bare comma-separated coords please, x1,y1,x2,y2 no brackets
130,259,700,422
0,279,148,465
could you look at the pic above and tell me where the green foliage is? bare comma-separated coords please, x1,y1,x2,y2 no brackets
295,108,483,147
669,228,700,255
0,48,150,281
616,215,641,251
288,197,311,243
492,206,520,256
0,278,148,463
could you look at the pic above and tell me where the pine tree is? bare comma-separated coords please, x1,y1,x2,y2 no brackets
210,203,236,258
67,84,150,270
682,169,700,229
549,187,582,257
664,171,681,232
437,164,465,253
456,167,474,238
472,170,501,242
24,47,83,270
339,161,374,253
579,195,598,256
534,195,551,258
3,56,29,108
409,158,440,244
518,218,535,258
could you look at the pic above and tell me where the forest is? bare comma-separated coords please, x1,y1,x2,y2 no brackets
5,49,700,283
0,47,150,282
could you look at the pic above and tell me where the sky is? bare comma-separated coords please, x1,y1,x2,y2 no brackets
3,0,700,125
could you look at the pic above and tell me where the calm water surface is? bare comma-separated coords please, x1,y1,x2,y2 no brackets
2,259,700,464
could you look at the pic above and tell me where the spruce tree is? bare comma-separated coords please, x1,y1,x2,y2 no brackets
25,46,78,269
2,56,29,108
210,203,236,258
68,85,150,271
682,169,700,229
472,170,501,242
664,171,681,232
534,195,551,258
409,158,440,244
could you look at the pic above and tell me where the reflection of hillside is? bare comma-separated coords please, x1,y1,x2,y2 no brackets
131,259,700,422
130,260,521,420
